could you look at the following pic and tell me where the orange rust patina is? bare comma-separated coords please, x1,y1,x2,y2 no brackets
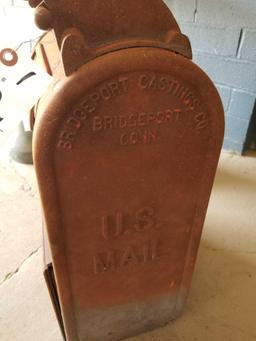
26,1,224,340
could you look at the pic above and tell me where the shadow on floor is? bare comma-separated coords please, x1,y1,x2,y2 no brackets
128,238,256,341
214,162,256,191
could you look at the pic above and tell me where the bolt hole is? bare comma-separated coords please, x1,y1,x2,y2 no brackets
4,52,14,62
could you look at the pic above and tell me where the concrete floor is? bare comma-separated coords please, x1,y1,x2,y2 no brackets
0,149,256,341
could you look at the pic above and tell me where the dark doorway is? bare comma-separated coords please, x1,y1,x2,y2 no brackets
244,100,256,153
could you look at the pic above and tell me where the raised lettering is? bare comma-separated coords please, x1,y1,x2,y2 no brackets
60,130,75,141
90,92,101,106
139,74,149,88
94,251,116,274
143,240,160,262
57,140,72,150
119,77,129,92
102,212,124,240
93,117,103,131
104,116,113,130
99,86,112,100
138,113,147,126
66,117,81,130
134,207,155,232
93,240,161,274
73,108,87,120
80,100,96,114
194,112,208,130
108,81,120,96
138,73,201,110
120,133,128,145
120,245,139,267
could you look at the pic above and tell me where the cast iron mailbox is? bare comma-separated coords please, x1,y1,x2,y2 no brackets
27,1,224,340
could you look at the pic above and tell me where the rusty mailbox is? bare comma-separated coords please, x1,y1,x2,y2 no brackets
27,0,224,340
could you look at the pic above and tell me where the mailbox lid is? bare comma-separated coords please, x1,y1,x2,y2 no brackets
34,47,224,341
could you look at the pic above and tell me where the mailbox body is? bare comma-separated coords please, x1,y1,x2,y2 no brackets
29,0,224,340
33,46,224,340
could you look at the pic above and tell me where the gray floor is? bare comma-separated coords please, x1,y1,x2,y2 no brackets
0,148,256,341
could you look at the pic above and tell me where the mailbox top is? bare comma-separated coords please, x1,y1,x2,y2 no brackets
27,0,192,75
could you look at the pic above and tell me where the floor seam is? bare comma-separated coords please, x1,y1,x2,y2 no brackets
0,246,42,287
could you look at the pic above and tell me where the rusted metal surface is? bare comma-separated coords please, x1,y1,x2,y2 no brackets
0,48,18,66
31,30,63,79
28,1,224,340
28,0,192,76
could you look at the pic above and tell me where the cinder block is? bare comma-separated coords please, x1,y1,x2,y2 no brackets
194,53,256,93
180,23,240,57
229,90,255,120
223,138,244,154
238,29,256,62
164,0,196,23
196,0,256,28
225,114,250,143
216,85,231,112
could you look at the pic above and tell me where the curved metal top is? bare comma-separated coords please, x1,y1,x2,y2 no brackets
45,0,181,45
28,0,192,71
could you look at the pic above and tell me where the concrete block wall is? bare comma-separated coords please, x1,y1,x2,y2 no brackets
165,0,256,153
1,1,256,153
